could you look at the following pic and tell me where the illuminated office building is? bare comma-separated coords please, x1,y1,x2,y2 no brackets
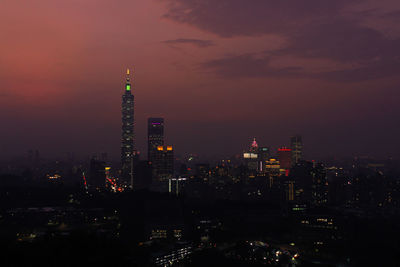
168,177,187,196
121,69,135,178
285,180,295,202
153,146,174,180
148,118,164,163
290,135,303,165
258,147,270,161
243,138,259,172
278,147,292,170
265,158,281,187
258,147,270,173
311,162,328,206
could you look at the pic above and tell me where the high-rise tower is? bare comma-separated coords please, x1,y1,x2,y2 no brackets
148,118,164,163
153,145,174,180
290,135,303,165
121,68,135,178
278,147,292,170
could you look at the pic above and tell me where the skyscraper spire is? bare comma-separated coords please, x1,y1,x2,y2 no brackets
251,138,258,148
250,137,258,153
125,68,131,91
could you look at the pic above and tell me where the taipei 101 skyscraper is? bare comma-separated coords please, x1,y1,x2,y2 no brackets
121,68,135,181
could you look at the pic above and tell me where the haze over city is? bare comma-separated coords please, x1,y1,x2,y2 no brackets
2,1,400,266
1,0,400,160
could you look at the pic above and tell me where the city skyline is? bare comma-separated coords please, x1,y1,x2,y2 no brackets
1,1,400,265
1,0,400,160
0,65,397,161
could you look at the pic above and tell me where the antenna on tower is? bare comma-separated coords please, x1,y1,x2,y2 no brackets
125,68,132,91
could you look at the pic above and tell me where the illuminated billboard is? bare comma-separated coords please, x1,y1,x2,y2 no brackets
243,153,258,159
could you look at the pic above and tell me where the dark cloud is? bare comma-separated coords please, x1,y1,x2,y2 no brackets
317,59,400,82
201,53,303,78
278,18,400,81
201,52,400,83
164,0,400,81
279,18,400,62
383,10,400,19
163,38,214,47
164,0,354,37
